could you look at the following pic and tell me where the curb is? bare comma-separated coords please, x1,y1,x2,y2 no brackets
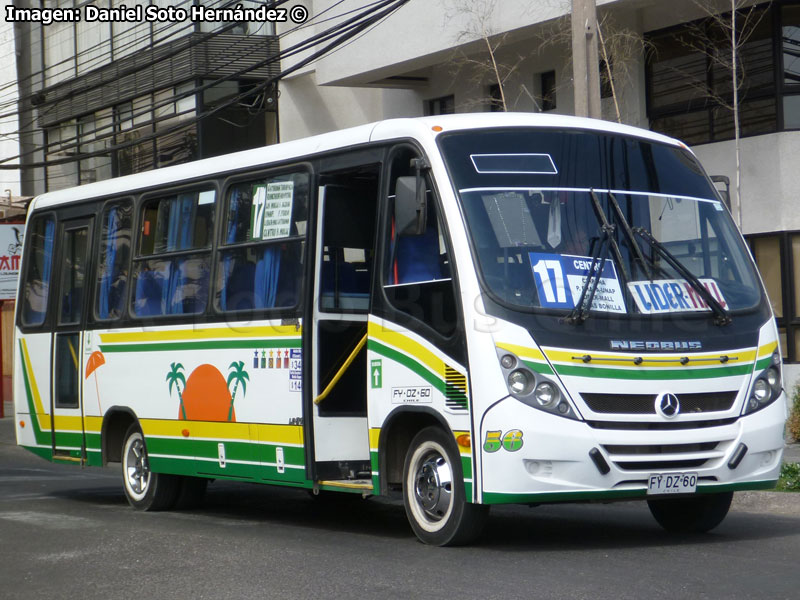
732,490,800,517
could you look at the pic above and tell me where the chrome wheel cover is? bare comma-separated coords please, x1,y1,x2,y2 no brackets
124,433,150,500
408,441,454,531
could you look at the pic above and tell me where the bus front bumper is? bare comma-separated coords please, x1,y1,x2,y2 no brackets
478,393,786,505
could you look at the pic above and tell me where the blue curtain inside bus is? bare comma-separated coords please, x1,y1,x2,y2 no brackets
219,187,282,311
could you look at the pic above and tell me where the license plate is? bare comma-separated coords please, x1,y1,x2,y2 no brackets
647,472,698,495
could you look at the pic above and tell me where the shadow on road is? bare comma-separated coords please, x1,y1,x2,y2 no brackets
44,476,800,550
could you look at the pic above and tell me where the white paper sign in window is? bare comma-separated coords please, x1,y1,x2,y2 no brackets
251,181,294,240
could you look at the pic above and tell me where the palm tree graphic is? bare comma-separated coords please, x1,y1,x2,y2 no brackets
166,362,187,420
227,361,250,422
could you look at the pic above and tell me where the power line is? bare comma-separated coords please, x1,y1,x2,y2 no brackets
0,0,290,123
0,0,411,170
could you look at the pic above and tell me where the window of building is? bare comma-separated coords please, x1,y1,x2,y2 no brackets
215,172,308,312
747,231,800,363
426,95,455,116
646,2,800,145
600,59,613,99
540,71,556,111
784,4,800,129
132,189,215,317
488,84,504,112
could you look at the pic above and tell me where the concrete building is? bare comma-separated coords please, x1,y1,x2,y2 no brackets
277,0,800,386
12,0,280,197
4,0,799,386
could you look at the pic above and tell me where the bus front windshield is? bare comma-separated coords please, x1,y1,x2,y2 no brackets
439,129,763,318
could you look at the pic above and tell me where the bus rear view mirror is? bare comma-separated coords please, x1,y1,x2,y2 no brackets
395,175,427,236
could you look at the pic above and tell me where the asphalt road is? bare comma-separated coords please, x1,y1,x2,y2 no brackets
2,415,800,600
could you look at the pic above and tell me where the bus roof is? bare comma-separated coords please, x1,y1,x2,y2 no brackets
30,113,683,211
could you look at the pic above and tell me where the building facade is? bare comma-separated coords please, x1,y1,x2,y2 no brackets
6,0,800,385
13,0,280,196
276,0,800,385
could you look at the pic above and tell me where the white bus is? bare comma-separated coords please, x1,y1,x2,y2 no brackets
14,113,787,545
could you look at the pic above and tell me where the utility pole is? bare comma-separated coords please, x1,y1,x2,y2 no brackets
571,0,602,119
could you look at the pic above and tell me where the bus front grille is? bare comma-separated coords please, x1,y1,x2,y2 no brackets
601,440,730,472
581,391,738,415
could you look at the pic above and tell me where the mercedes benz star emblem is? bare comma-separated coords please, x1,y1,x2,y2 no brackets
656,392,681,419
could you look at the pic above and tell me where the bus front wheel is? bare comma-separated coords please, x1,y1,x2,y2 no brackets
402,426,488,546
121,424,179,511
647,491,733,533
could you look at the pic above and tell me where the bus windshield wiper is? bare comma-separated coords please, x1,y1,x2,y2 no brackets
606,190,653,279
632,227,732,326
563,190,624,325
564,223,613,325
589,190,628,281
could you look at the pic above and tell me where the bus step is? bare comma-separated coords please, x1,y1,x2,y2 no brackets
317,479,373,490
52,453,83,464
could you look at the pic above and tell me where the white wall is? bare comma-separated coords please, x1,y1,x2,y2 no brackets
692,132,800,235
278,0,651,140
278,71,420,142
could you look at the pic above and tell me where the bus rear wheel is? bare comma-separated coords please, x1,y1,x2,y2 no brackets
647,491,733,533
121,424,179,511
402,426,488,546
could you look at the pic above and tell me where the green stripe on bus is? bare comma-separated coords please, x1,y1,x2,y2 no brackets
20,445,53,461
18,340,48,447
553,361,753,380
146,437,305,465
99,338,301,353
522,359,555,375
149,455,309,485
481,479,777,504
367,339,446,393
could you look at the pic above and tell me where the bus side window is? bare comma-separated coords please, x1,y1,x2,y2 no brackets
131,189,215,317
21,215,56,327
215,172,308,313
95,201,132,321
384,151,458,338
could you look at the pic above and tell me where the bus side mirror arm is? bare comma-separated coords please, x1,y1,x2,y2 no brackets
394,158,429,236
710,175,731,211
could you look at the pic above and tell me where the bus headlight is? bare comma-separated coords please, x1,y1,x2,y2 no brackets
534,382,558,407
743,352,782,415
765,367,780,392
508,369,534,395
495,348,579,420
752,378,770,402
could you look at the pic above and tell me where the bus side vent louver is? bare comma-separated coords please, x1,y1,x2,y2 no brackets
444,366,468,410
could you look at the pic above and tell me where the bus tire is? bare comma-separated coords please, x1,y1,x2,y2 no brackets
647,491,733,533
402,426,488,546
173,476,209,510
121,424,179,511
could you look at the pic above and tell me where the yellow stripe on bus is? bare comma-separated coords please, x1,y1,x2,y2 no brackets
368,321,448,378
141,419,303,445
758,342,779,358
20,339,48,423
495,342,547,362
100,324,302,344
541,347,758,367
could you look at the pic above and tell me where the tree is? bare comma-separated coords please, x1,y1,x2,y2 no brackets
657,1,773,227
166,362,187,420
226,361,250,422
443,0,535,112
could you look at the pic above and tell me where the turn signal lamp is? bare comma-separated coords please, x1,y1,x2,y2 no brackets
456,434,471,449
